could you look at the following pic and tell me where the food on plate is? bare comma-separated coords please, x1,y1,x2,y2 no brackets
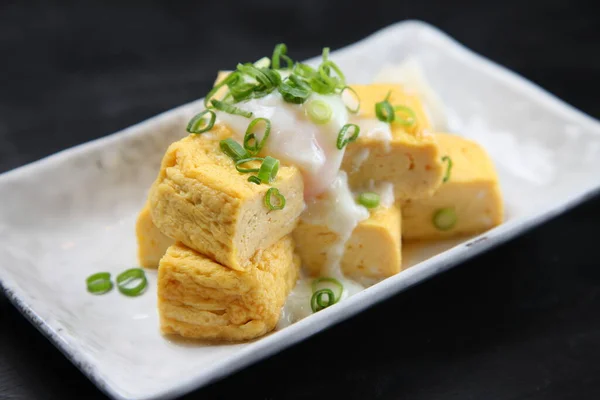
148,124,304,271
294,204,401,283
402,133,503,239
158,236,299,341
135,202,174,268
131,43,503,341
341,84,444,200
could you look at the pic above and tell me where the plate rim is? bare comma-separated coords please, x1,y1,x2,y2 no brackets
1,19,600,400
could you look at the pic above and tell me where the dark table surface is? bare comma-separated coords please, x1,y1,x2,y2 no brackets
1,1,599,399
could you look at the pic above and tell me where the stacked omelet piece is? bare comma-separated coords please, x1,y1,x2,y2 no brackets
137,81,504,342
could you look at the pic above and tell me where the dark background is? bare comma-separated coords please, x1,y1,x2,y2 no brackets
1,1,599,399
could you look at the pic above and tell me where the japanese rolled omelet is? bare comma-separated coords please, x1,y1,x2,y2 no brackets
135,44,503,342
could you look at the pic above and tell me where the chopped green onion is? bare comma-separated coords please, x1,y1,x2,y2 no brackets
442,156,453,183
204,72,239,107
311,289,336,312
271,43,293,69
116,268,147,297
322,47,330,63
341,86,360,114
228,81,257,103
278,81,311,104
318,60,346,88
86,272,113,295
244,118,271,155
310,277,343,312
336,124,360,149
264,187,286,210
358,192,380,209
236,63,281,90
235,157,264,173
220,138,249,161
186,110,216,134
289,74,311,90
293,63,318,79
253,56,271,69
210,99,253,118
433,208,457,231
375,99,395,123
393,105,416,126
307,100,332,124
257,156,280,183
248,176,262,185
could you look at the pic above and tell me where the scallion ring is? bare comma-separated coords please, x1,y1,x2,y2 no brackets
433,208,457,231
86,272,113,295
341,86,360,114
318,61,346,88
210,99,253,118
311,289,336,312
375,100,395,123
253,56,271,69
311,277,343,301
257,156,280,183
278,81,311,104
264,187,286,210
272,43,293,69
186,110,216,134
235,157,264,173
220,138,249,162
358,192,380,209
442,156,453,183
248,175,262,185
307,100,332,124
336,124,360,149
393,105,417,126
244,118,271,155
204,72,239,107
116,268,147,297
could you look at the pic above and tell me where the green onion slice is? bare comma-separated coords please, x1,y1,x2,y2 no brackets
264,187,286,210
248,175,261,185
341,86,360,114
433,208,457,231
204,72,239,107
336,123,360,149
116,268,147,297
278,81,311,104
358,192,380,209
244,118,271,155
393,105,417,126
253,56,271,69
375,100,395,123
210,99,253,118
318,60,346,88
307,99,332,124
272,43,293,69
220,138,249,161
186,110,216,134
442,156,453,183
86,272,113,295
235,157,264,173
257,156,280,183
310,277,343,312
293,63,318,79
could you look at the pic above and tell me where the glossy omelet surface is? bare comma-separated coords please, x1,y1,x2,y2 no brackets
402,133,503,240
342,84,444,200
149,124,304,271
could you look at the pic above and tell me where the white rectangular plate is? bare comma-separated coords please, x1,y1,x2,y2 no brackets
1,20,599,400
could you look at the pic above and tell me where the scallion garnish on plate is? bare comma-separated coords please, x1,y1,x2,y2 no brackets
116,268,148,297
442,156,453,183
336,123,360,149
358,192,380,209
86,272,113,295
244,118,271,155
433,207,457,231
307,99,333,124
257,156,280,183
310,277,343,312
220,138,249,161
264,187,286,210
186,110,216,134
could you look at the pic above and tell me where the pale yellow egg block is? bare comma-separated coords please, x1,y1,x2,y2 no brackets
293,204,402,282
149,124,305,271
402,132,504,240
158,236,300,341
342,84,444,200
135,202,174,268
